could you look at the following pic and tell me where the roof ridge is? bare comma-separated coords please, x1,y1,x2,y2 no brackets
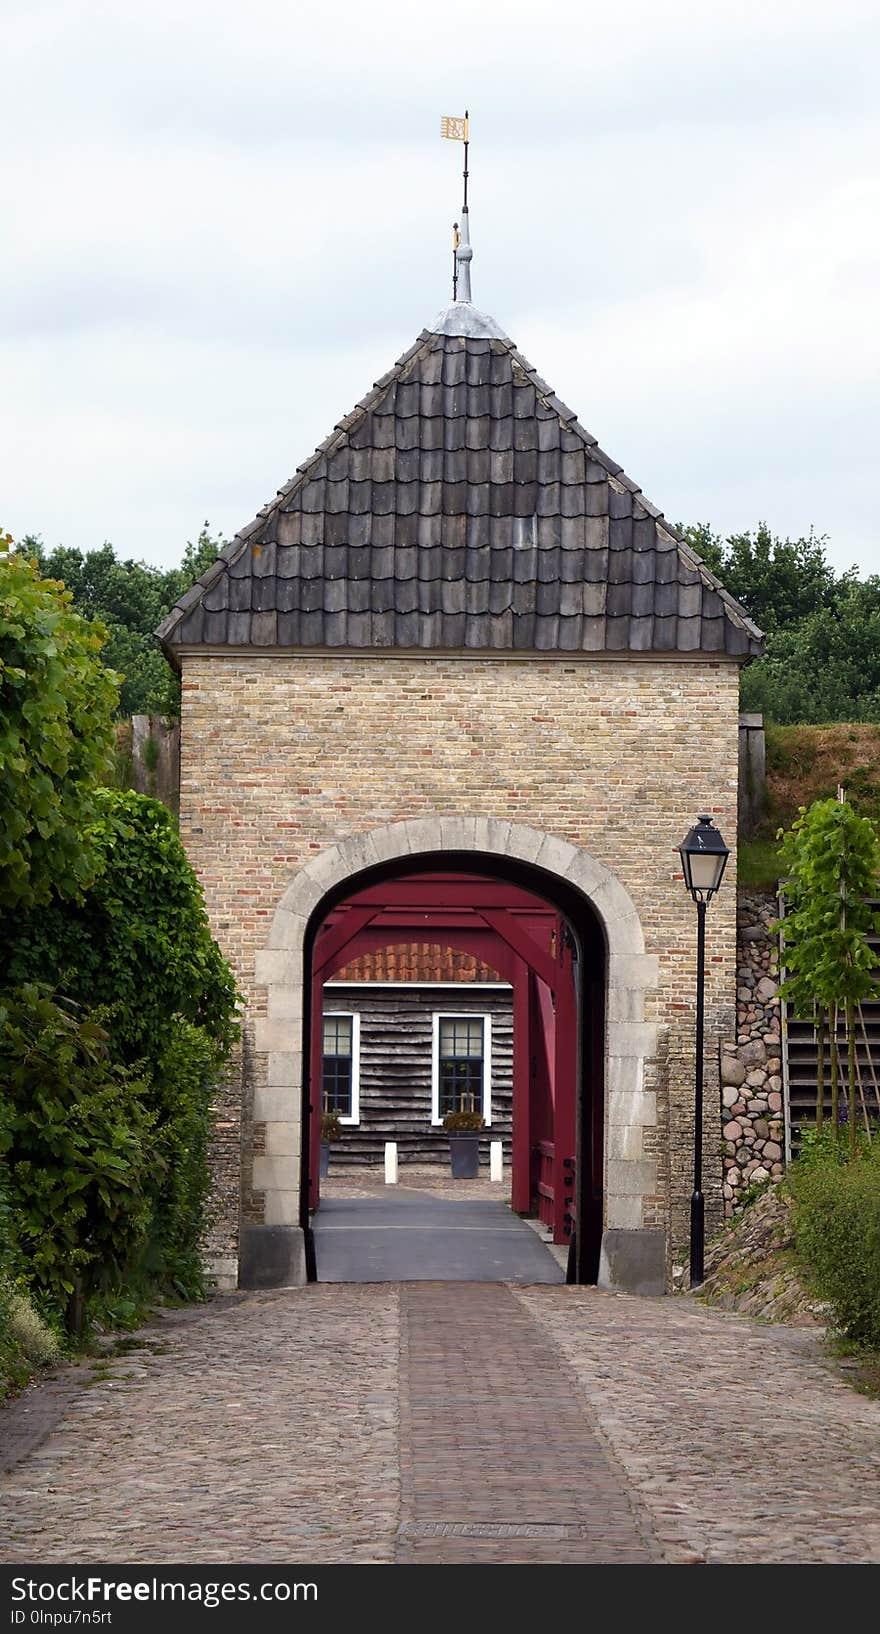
156,329,442,648
156,319,765,660
499,336,764,644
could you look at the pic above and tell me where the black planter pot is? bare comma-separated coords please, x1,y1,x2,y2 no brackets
449,1133,480,1179
319,1140,330,1178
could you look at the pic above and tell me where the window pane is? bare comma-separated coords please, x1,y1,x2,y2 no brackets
439,1017,483,1058
438,1017,485,1116
322,1015,354,1117
439,1059,483,1116
324,1016,352,1057
322,1056,352,1116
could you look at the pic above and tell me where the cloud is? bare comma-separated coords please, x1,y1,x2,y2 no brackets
1,0,878,576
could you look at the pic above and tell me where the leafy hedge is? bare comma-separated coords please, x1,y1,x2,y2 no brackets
0,791,240,1336
145,1019,221,1298
0,789,238,1073
787,1128,880,1347
0,545,240,1369
0,988,156,1323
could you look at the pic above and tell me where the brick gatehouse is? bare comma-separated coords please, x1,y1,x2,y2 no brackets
158,271,762,1294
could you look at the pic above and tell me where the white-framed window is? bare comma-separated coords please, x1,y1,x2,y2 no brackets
322,1012,360,1125
431,1013,492,1125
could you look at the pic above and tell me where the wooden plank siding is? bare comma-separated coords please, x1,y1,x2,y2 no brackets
322,983,513,1168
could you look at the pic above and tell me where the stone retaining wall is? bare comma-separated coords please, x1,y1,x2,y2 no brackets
720,891,784,1216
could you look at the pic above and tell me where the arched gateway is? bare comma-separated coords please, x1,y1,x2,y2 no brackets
157,239,762,1296
248,819,660,1291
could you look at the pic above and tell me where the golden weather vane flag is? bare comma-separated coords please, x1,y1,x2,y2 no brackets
441,112,471,301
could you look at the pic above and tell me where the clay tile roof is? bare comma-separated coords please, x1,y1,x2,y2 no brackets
157,303,764,661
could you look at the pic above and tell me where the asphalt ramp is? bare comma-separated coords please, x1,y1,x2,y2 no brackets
313,1192,565,1283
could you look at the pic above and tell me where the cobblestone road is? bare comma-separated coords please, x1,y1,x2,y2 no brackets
1,1283,878,1565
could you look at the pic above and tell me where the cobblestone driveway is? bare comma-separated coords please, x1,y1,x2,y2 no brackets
1,1285,878,1565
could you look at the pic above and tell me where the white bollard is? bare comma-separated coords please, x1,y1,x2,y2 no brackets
384,1141,398,1185
490,1140,503,1183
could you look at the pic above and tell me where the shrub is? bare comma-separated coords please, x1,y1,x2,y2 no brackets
0,986,156,1327
442,1110,485,1133
144,1018,219,1298
0,793,239,1320
0,535,118,911
320,1111,342,1142
0,1281,32,1398
3,1284,61,1367
786,1127,880,1346
0,789,240,1075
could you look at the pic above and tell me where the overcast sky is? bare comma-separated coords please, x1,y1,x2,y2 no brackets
3,0,879,578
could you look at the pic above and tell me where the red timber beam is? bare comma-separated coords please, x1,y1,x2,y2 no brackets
552,935,578,1245
321,877,557,912
474,909,559,994
511,957,531,1215
309,960,323,1212
313,908,381,978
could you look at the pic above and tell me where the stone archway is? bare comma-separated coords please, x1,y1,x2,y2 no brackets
248,818,662,1292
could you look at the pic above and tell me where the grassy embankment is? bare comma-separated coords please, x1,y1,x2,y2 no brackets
739,723,880,890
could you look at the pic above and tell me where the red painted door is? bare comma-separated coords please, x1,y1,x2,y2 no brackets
308,967,323,1213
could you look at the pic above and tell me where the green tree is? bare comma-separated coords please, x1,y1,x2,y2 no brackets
24,524,227,717
168,524,227,597
741,577,880,724
681,521,838,631
776,797,880,1150
680,521,725,577
0,533,119,911
681,521,880,724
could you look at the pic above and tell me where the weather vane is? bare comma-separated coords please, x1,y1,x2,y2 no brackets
441,110,471,303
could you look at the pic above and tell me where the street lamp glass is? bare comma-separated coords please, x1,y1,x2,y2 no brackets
678,814,729,902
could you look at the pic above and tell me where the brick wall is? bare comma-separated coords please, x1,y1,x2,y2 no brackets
178,652,742,1268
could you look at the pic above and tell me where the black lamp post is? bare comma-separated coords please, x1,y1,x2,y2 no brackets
677,814,730,1288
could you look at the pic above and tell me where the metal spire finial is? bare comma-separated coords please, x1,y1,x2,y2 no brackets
456,204,473,304
441,109,472,304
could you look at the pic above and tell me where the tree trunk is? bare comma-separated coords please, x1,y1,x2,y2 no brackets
65,1277,84,1340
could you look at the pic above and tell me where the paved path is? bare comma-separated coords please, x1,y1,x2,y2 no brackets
1,1285,879,1565
397,1285,654,1563
314,1194,564,1283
